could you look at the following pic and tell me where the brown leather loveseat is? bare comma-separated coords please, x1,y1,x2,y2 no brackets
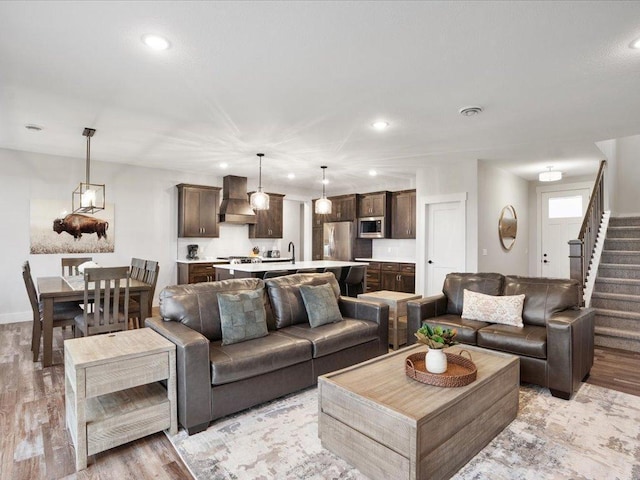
146,272,389,434
407,273,595,400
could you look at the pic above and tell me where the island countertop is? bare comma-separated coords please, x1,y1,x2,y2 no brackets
214,260,366,274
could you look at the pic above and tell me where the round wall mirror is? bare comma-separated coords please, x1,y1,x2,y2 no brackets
498,205,517,251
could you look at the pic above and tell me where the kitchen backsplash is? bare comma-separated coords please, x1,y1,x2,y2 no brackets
371,238,417,261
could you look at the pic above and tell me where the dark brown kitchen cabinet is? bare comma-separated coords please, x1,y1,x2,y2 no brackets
326,194,357,222
392,189,416,239
358,192,389,217
177,262,220,284
248,193,284,239
363,261,381,292
380,262,416,293
177,184,221,238
312,227,324,260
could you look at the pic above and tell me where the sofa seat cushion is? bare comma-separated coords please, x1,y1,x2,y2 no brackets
279,318,378,358
423,315,490,345
209,331,312,386
477,324,547,359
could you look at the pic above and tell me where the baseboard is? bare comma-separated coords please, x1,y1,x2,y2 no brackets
0,312,30,325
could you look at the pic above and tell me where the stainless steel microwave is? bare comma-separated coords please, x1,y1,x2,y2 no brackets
358,217,385,238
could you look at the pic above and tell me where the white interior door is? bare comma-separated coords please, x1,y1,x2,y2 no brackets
426,201,465,296
541,189,589,278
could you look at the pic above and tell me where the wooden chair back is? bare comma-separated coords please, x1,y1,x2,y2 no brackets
22,261,40,323
77,266,130,336
130,258,146,281
142,260,160,311
61,257,92,276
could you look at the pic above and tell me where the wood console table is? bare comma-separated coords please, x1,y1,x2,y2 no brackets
64,328,177,470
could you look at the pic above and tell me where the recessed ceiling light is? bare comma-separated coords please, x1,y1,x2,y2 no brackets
630,37,640,49
25,124,43,131
372,121,389,130
459,106,483,117
141,34,171,51
287,173,295,179
369,170,377,176
219,162,228,169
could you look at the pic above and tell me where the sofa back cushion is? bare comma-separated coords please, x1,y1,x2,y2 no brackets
443,273,505,315
266,272,340,329
159,278,267,341
503,276,581,326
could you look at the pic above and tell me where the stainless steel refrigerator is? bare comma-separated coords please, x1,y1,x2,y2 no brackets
323,221,352,261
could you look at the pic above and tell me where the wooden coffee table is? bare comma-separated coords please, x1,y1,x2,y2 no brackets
318,344,519,480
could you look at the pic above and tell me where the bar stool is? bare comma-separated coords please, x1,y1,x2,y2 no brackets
342,265,366,297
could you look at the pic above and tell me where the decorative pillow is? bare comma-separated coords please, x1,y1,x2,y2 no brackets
299,283,343,328
462,289,525,328
218,288,268,345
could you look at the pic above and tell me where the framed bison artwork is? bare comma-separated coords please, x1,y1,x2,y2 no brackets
30,199,115,254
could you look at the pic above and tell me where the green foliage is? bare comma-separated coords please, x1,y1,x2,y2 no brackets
415,323,458,349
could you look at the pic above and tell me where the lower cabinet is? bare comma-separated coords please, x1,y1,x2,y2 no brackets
380,263,416,293
361,261,415,294
312,227,323,260
177,262,219,284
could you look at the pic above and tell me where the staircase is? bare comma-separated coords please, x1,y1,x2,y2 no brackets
591,216,640,352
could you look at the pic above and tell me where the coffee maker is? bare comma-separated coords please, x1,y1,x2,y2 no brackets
187,244,199,260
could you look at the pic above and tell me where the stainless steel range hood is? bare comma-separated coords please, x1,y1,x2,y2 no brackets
219,175,257,224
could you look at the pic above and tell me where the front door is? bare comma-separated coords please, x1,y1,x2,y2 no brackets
541,189,589,278
426,200,465,296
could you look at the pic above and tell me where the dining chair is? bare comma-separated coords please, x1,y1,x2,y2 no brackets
263,270,290,279
130,257,146,281
74,266,130,337
61,257,93,276
323,266,344,282
342,265,366,297
128,260,159,329
23,261,82,362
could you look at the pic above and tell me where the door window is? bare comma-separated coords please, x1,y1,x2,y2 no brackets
548,195,583,219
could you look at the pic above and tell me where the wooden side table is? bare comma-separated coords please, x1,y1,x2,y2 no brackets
358,290,421,350
64,328,177,471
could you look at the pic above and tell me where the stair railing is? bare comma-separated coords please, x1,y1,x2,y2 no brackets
569,160,607,291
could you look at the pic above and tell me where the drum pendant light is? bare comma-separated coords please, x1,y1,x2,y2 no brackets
315,166,332,214
72,128,105,214
250,153,270,210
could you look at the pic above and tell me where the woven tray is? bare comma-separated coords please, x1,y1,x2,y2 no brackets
405,350,477,388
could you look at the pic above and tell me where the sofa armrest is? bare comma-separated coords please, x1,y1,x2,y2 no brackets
339,297,389,355
146,316,212,434
546,307,595,399
406,294,448,345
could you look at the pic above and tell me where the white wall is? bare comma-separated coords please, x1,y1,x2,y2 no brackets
477,162,529,275
614,134,640,216
415,159,479,295
1,147,215,324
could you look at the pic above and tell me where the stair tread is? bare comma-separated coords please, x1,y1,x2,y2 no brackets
595,277,640,285
599,263,640,270
594,308,640,320
609,226,640,229
594,325,640,340
602,250,640,254
591,291,640,301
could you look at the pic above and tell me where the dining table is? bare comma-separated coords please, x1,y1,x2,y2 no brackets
36,276,152,368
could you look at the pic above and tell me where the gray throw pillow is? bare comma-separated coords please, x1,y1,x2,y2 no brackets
218,288,268,345
299,283,343,328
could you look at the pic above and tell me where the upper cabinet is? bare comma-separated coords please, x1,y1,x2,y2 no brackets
391,189,416,239
326,194,357,222
358,191,389,217
248,193,285,238
177,184,221,238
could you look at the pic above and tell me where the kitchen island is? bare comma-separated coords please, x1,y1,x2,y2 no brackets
215,260,366,283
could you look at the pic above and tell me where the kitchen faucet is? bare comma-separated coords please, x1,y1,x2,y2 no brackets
288,241,295,264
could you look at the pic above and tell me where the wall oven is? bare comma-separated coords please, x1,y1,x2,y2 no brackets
358,217,386,238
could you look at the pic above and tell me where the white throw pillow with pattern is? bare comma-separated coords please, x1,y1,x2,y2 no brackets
462,289,525,328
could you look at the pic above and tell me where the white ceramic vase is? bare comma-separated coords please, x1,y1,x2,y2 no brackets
425,348,448,374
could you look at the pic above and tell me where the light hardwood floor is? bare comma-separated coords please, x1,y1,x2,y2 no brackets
2,321,638,480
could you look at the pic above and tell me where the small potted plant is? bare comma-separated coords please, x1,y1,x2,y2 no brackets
415,324,458,374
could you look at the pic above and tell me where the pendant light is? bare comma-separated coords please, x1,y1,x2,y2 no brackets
250,153,270,210
315,166,332,214
538,166,562,182
72,128,105,214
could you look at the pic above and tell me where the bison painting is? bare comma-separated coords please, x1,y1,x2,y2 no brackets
53,214,109,240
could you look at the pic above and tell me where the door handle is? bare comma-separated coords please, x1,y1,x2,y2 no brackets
543,260,550,263
428,260,433,264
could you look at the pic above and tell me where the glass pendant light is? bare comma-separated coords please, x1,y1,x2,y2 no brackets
315,166,332,214
72,127,105,214
250,153,269,210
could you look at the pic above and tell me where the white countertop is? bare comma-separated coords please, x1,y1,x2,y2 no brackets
177,257,293,264
355,257,416,264
215,260,366,273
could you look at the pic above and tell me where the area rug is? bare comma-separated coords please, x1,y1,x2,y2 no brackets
166,383,640,480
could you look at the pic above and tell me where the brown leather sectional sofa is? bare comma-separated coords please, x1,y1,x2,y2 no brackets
407,273,595,400
146,272,389,435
